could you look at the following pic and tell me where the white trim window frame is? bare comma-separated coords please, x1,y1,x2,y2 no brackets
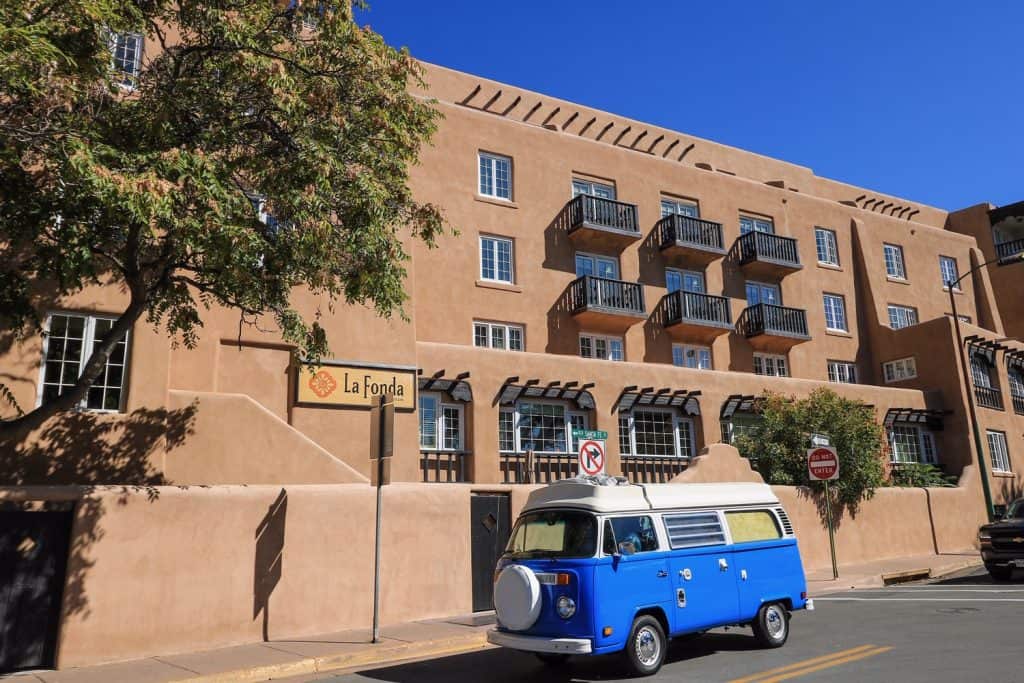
739,215,774,235
889,424,938,464
660,197,700,218
827,360,857,384
887,304,919,329
619,408,695,459
37,312,130,413
501,400,586,454
418,393,464,452
672,344,712,370
753,353,788,377
579,333,624,361
883,357,918,383
822,293,848,332
883,243,907,280
574,251,620,280
479,235,514,284
572,179,616,199
478,152,512,200
473,321,524,351
815,227,839,266
987,430,1011,473
939,255,960,291
110,31,144,89
665,268,705,294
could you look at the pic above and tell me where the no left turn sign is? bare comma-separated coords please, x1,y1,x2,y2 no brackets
578,439,606,476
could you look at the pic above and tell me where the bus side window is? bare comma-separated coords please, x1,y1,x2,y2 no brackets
725,510,782,543
603,519,617,555
609,515,659,553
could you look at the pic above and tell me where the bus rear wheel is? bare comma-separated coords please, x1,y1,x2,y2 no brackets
622,615,667,676
752,602,789,648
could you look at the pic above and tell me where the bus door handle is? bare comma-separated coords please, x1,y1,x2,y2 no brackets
718,558,729,571
656,569,668,578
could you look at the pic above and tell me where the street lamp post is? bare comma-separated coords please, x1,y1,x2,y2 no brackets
947,252,1024,522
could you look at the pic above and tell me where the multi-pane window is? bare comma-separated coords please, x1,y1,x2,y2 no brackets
666,269,704,294
970,353,995,389
739,215,774,235
569,412,588,453
473,321,524,351
572,179,616,199
746,282,781,306
575,252,619,279
479,235,513,283
478,152,512,200
939,256,960,291
822,293,848,332
579,334,624,361
889,425,937,464
418,394,463,451
672,344,712,370
753,353,788,377
882,357,917,383
110,32,143,88
660,198,699,218
722,413,761,444
1009,365,1024,398
883,243,907,279
498,402,586,454
39,312,129,412
498,409,515,452
827,361,857,384
887,304,919,329
619,410,694,459
987,430,1011,472
815,228,839,266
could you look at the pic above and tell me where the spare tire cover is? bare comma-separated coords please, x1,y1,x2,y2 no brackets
493,564,542,631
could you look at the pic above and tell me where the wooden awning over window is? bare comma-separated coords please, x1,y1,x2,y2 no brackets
496,376,596,410
884,408,949,431
613,386,701,416
1004,349,1024,371
720,394,759,419
418,370,472,402
965,335,1012,365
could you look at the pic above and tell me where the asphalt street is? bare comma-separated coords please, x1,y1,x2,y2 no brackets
292,566,1024,683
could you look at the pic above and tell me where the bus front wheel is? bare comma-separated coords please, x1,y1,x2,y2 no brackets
622,615,667,676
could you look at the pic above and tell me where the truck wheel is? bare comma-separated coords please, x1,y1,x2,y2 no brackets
986,563,1013,582
622,615,667,676
535,653,570,667
752,602,789,648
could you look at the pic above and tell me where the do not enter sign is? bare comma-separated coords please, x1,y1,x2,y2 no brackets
578,440,606,476
807,446,839,481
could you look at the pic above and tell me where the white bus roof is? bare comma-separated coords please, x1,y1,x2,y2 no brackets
522,479,779,514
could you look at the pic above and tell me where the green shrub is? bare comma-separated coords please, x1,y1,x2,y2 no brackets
889,463,957,488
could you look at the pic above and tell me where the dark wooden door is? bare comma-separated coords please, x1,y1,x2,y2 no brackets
0,509,73,672
470,493,511,612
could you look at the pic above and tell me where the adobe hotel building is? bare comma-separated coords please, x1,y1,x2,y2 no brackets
4,62,1024,498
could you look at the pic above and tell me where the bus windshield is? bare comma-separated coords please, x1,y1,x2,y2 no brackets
504,510,597,559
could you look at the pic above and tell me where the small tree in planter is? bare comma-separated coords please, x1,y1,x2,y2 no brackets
733,388,887,514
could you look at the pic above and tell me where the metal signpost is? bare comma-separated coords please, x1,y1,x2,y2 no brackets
369,393,394,644
807,446,840,579
574,430,608,476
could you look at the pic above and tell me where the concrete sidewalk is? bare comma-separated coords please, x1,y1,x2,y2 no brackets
3,551,982,683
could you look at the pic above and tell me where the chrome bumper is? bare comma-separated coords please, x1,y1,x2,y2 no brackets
487,629,593,654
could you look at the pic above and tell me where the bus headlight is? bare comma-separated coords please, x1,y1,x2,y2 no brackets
556,595,576,619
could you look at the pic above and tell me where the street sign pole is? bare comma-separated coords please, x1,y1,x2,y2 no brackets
370,393,394,644
824,480,838,579
807,446,840,580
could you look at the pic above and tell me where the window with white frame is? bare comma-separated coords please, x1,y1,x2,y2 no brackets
672,344,712,370
883,357,917,383
739,215,774,235
575,252,619,279
827,360,857,384
473,321,524,351
618,409,694,459
666,269,705,294
722,412,761,445
939,256,960,291
970,353,995,389
987,430,1011,472
479,235,514,283
753,353,788,377
888,424,938,464
580,334,623,361
815,227,839,266
498,401,588,454
883,243,907,279
110,32,143,88
418,394,463,451
660,197,700,218
39,312,129,412
1009,365,1024,398
887,304,919,329
572,179,615,199
823,293,848,332
478,152,512,200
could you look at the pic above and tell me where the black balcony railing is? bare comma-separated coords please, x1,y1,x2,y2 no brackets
621,456,689,483
570,275,645,316
1012,394,1024,415
657,214,725,252
419,451,469,483
664,291,732,328
975,386,1004,411
500,452,576,484
736,303,810,339
568,194,639,234
995,238,1024,259
736,231,801,267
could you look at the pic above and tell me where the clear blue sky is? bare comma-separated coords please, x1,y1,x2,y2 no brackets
357,1,1022,212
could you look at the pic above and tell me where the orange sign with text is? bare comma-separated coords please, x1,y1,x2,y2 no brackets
297,363,416,410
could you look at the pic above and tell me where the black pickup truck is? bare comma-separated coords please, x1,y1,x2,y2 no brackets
979,498,1024,581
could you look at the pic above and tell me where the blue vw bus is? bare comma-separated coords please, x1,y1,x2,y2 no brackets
486,478,812,676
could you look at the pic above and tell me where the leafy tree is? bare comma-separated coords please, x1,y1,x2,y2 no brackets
733,388,887,511
0,1,445,434
889,463,956,488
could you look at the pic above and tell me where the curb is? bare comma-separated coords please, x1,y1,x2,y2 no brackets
178,632,491,683
808,557,983,596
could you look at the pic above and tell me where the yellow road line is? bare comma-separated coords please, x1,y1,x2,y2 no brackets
727,644,879,683
757,646,893,683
